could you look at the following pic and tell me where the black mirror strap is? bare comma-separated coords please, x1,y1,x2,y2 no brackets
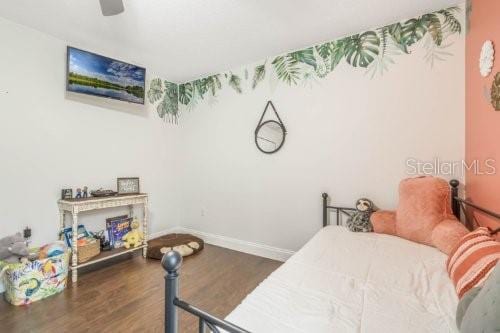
257,101,286,132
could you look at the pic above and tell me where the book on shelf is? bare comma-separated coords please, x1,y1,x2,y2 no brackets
106,215,132,248
62,225,92,247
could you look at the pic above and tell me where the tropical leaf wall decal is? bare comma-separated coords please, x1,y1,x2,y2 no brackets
228,74,243,93
401,18,428,47
439,7,462,34
252,64,266,89
289,48,317,69
147,78,164,104
423,13,443,45
385,22,409,53
466,0,472,33
147,79,179,123
271,55,301,85
344,32,380,67
148,6,462,117
178,82,193,105
162,81,179,122
205,75,222,96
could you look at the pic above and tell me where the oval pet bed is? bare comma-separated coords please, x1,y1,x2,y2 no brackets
147,233,204,259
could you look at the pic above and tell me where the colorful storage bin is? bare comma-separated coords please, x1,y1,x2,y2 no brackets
0,250,70,306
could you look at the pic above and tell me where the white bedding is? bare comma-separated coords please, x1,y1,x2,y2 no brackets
225,226,459,332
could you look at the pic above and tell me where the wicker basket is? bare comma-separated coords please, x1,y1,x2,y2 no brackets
78,240,100,264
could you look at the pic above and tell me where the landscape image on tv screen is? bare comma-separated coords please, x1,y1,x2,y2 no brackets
67,47,145,104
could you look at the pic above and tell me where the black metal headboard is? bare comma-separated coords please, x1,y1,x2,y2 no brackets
322,179,500,235
321,193,356,227
449,179,500,234
322,179,463,228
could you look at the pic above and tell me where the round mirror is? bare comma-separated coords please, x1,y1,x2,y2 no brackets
255,120,286,154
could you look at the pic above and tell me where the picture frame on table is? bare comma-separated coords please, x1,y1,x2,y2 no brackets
61,189,73,200
117,177,140,195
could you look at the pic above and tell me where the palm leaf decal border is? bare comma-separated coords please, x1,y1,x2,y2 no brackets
148,6,462,119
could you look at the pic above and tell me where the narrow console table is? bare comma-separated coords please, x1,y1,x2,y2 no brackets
57,194,148,283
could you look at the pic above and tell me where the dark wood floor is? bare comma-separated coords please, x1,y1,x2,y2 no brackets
0,245,281,333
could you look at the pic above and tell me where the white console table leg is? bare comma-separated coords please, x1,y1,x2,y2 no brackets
71,212,79,283
129,205,134,218
58,209,65,239
143,200,148,258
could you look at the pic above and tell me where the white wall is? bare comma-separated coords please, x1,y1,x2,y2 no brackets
0,17,181,247
178,31,465,251
0,10,466,260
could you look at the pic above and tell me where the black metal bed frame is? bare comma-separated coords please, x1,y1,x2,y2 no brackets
161,251,250,333
322,179,500,234
162,179,500,333
322,179,462,227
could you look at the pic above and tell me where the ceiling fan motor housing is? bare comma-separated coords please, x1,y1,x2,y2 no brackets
99,0,124,16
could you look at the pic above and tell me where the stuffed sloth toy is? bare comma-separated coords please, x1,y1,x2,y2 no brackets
346,198,375,232
370,176,469,254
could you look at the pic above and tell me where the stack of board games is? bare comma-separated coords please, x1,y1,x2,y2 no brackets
106,215,132,248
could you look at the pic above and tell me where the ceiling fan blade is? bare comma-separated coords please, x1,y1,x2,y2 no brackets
99,0,124,16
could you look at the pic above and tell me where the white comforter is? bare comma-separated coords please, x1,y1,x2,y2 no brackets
225,226,458,332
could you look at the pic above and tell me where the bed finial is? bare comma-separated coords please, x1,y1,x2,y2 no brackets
162,250,183,273
322,193,328,227
162,251,182,333
449,179,460,220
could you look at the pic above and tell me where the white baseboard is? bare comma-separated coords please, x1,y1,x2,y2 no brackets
149,228,179,240
149,227,294,262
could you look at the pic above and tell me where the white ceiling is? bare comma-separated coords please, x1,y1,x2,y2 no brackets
0,0,462,83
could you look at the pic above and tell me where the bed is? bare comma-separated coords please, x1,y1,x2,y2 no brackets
224,225,458,332
161,179,494,333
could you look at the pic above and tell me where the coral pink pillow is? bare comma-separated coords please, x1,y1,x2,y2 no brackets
432,219,470,255
396,176,458,246
371,176,469,254
371,211,396,235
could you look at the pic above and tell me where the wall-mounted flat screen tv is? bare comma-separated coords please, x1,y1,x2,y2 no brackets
67,46,146,104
